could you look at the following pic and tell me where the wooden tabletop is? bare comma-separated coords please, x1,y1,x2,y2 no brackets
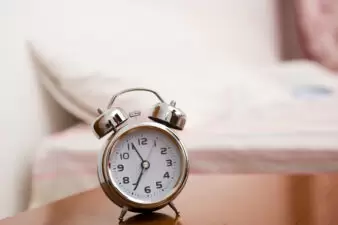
0,175,294,225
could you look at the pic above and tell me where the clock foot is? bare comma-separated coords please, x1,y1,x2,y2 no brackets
169,202,180,217
118,206,128,223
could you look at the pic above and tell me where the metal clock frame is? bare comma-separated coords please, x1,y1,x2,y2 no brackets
97,121,189,222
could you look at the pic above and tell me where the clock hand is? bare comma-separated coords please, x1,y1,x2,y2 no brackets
132,141,155,191
132,158,151,191
132,168,145,191
131,143,144,161
145,141,156,161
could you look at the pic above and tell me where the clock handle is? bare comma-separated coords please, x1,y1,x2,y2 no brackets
106,87,165,109
100,87,187,131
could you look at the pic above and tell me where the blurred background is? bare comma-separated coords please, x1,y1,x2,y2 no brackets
1,0,338,224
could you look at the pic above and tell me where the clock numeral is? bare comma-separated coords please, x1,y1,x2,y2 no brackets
166,159,172,167
161,147,167,155
120,152,129,160
163,172,170,179
156,181,163,189
117,164,124,172
138,138,148,146
123,177,130,184
144,186,151,193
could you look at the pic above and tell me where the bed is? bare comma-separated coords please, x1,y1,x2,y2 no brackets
29,65,338,207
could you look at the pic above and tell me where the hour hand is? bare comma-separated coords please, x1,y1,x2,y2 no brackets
131,143,144,161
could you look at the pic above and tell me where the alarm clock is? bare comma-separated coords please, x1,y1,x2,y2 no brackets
92,88,189,222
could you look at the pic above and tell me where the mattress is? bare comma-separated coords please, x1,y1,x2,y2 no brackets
30,119,338,209
29,64,338,209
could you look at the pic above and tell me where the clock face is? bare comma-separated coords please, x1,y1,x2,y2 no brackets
108,126,183,204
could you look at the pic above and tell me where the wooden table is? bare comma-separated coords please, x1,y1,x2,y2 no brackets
0,175,297,225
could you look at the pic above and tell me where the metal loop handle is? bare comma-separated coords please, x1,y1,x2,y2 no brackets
106,88,165,109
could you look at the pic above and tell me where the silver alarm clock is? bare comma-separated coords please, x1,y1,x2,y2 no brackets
91,88,189,222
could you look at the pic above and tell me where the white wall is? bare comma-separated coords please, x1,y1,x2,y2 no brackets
0,0,75,218
28,0,282,69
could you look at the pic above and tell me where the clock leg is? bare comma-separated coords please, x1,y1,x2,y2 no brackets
118,206,128,223
169,202,180,217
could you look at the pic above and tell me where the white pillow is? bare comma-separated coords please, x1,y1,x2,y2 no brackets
29,42,294,128
27,0,286,127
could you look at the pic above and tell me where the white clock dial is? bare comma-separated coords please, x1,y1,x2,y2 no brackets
108,127,182,204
